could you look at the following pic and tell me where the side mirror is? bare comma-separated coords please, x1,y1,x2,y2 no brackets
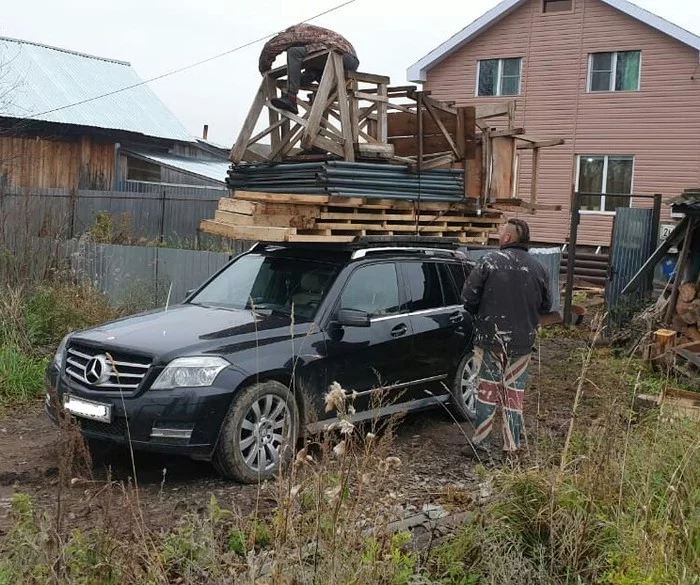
336,308,371,328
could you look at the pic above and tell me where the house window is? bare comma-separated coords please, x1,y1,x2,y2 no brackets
543,0,573,13
588,51,641,92
577,155,634,212
477,58,522,96
127,156,161,182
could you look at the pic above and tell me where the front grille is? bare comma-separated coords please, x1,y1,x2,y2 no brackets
78,417,129,437
65,343,151,392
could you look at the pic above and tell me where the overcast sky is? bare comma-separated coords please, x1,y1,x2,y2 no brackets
2,0,699,145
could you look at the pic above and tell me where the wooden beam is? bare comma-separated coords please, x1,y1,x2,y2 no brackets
517,138,565,149
475,101,515,121
247,119,286,148
422,94,458,116
346,71,391,84
269,123,301,160
349,78,360,144
352,91,390,103
377,83,388,143
332,52,354,161
301,57,336,151
230,80,266,162
219,198,258,215
489,127,525,138
200,220,295,241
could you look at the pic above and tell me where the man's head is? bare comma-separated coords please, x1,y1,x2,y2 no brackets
499,218,530,247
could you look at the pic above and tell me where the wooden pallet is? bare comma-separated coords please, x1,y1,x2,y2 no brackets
200,191,503,244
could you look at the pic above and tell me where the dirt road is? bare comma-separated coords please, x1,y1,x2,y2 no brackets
0,337,587,534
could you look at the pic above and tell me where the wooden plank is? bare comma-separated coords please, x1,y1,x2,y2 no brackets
318,210,500,225
422,95,458,116
352,91,390,103
200,220,294,241
349,79,360,144
332,52,354,162
301,57,336,151
489,127,525,138
248,119,286,149
461,106,477,160
490,136,515,200
475,101,514,121
315,222,491,234
389,135,454,157
235,192,367,207
230,80,266,162
214,210,317,230
388,111,457,137
415,154,456,170
377,83,388,143
286,234,356,243
218,198,258,216
517,138,565,149
346,71,391,84
356,143,394,158
265,76,281,153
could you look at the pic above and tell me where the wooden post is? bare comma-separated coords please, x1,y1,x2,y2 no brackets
301,55,336,151
563,191,581,327
332,52,355,162
377,82,388,143
265,76,281,154
230,80,266,163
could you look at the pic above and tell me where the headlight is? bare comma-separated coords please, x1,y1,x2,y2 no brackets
54,335,69,369
151,356,228,390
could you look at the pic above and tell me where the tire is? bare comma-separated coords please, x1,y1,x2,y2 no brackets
449,350,479,422
213,380,299,483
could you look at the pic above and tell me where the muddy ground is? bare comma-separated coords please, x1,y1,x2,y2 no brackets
0,337,592,535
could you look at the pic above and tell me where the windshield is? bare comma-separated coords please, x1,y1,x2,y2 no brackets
188,253,341,321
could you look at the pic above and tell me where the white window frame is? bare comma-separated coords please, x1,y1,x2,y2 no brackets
476,58,523,97
587,51,642,92
575,154,635,215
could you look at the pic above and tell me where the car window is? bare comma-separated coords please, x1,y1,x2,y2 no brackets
401,261,444,312
447,262,468,300
340,263,400,317
189,253,340,321
438,263,461,306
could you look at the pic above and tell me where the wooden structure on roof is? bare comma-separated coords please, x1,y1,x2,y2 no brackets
229,50,564,212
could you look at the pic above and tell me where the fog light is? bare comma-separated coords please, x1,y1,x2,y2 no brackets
150,424,194,440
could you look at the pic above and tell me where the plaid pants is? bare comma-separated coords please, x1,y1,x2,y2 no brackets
472,346,532,452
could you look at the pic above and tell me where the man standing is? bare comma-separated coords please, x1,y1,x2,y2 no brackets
259,23,359,115
462,219,552,463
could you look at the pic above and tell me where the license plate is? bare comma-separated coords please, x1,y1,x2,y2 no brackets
64,395,112,423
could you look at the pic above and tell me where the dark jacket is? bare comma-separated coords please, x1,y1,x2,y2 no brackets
462,244,552,355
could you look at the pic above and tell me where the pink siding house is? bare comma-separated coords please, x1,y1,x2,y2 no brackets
407,0,700,246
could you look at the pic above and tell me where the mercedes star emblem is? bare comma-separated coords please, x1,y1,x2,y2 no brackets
85,355,111,385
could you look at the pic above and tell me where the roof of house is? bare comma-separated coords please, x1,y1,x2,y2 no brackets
126,149,230,184
0,36,194,142
407,0,700,82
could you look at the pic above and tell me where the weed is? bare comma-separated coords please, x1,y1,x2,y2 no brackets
0,345,49,404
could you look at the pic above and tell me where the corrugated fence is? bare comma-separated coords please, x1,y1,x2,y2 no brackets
0,183,227,244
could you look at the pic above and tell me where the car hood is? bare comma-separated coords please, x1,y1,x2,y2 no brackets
70,304,306,362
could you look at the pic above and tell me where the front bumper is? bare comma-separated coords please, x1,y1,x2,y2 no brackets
45,362,245,460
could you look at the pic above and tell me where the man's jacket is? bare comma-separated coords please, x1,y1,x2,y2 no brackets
462,244,552,355
259,24,357,73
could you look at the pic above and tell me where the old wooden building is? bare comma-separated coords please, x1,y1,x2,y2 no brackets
0,37,230,190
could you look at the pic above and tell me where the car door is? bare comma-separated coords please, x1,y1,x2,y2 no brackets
321,260,415,414
399,259,471,399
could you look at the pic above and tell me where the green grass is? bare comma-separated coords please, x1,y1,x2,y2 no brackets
0,345,49,405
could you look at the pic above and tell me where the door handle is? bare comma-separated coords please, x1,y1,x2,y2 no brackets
391,323,408,337
449,312,464,324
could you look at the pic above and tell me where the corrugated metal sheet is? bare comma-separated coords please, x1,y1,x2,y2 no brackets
460,246,562,312
0,37,193,142
607,207,655,327
424,0,700,246
126,149,230,184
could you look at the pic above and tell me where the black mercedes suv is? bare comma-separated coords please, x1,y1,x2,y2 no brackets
46,237,478,483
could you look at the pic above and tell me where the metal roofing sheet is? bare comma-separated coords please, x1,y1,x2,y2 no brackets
0,37,194,142
127,149,229,184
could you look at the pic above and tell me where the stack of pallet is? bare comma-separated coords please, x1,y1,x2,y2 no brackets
201,191,503,244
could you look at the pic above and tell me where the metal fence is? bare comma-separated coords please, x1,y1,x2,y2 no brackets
62,240,251,307
0,183,228,245
460,246,562,312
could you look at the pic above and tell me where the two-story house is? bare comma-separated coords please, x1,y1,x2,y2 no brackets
407,0,700,246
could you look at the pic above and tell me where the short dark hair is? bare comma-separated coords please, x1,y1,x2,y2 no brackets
507,218,530,245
